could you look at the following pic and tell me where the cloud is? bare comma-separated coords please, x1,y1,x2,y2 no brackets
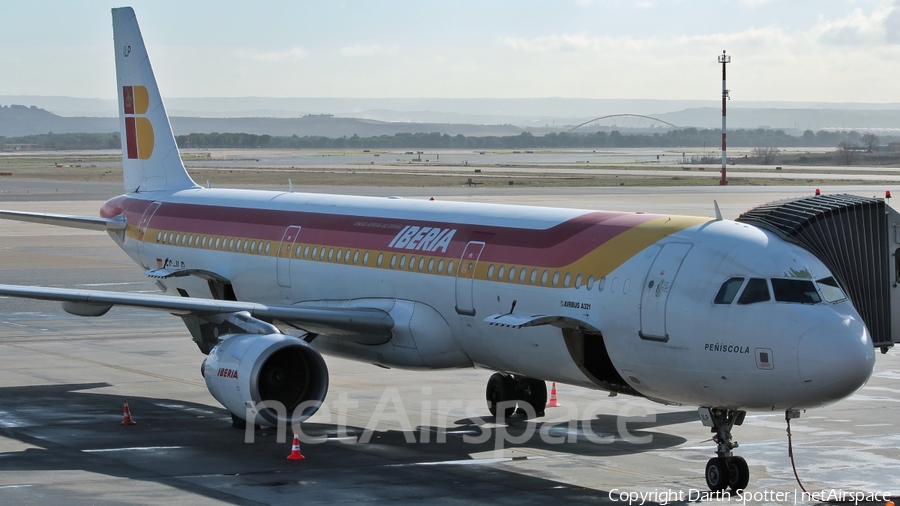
498,26,790,55
883,1,900,43
235,47,308,62
813,3,895,45
339,44,398,56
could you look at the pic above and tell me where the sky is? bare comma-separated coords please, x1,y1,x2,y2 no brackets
1,0,899,103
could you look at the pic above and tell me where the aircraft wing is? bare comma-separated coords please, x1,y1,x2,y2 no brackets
0,284,393,337
0,210,126,232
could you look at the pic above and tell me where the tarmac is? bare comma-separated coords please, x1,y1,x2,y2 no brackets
0,179,898,505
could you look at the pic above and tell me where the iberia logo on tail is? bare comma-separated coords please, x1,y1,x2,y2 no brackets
123,85,154,159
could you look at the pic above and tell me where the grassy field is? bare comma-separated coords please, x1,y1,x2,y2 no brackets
2,151,899,187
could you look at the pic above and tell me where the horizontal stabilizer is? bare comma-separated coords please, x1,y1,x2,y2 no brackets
485,312,600,333
0,210,126,231
0,284,393,338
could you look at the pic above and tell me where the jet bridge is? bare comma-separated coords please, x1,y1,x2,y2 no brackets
737,193,900,351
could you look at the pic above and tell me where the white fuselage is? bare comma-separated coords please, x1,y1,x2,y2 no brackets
103,187,876,412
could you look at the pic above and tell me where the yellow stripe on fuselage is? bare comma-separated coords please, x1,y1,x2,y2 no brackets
134,214,709,288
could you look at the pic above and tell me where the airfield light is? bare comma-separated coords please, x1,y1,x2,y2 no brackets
815,188,821,196
886,190,892,199
718,50,731,186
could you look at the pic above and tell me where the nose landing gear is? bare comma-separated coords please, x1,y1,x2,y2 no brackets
699,407,750,492
485,373,547,420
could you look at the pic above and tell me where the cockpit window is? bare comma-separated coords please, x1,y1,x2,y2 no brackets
738,278,771,305
816,277,847,303
772,278,821,304
714,277,744,304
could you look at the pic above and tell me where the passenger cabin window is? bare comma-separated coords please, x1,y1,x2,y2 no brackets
738,278,770,305
817,277,847,303
714,277,745,305
772,278,821,304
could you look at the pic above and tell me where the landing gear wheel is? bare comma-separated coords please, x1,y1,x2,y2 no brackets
726,456,750,492
700,407,749,492
705,457,730,492
486,373,516,419
516,378,547,419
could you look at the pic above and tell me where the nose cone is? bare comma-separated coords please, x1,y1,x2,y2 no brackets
798,317,875,405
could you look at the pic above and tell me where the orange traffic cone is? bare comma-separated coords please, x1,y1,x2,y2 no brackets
546,382,561,408
121,399,136,425
287,433,305,460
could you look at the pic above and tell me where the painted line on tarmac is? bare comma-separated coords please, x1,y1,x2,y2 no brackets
83,445,183,453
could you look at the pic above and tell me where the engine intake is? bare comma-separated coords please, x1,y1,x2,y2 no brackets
204,333,329,426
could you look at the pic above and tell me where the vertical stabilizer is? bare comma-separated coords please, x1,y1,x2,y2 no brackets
112,7,198,193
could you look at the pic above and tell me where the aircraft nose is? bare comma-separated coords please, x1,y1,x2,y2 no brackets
797,317,875,404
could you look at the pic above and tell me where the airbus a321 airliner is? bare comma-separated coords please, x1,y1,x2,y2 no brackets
0,7,877,493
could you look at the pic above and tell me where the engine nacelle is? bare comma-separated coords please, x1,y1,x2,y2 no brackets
203,333,329,427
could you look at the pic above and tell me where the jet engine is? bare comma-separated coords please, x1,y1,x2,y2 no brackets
203,333,329,426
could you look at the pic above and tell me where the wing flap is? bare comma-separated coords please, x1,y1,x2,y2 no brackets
0,284,392,337
0,210,126,231
485,312,600,333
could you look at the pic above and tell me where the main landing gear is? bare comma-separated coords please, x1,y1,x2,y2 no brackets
699,407,749,492
485,373,547,420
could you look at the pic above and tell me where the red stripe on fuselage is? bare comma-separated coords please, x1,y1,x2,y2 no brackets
116,197,666,268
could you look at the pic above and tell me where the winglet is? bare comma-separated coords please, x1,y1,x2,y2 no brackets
112,7,199,193
713,200,723,221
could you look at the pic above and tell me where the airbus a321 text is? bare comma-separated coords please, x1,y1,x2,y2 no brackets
0,7,882,493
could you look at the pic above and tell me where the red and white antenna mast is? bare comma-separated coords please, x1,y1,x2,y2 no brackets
718,50,731,186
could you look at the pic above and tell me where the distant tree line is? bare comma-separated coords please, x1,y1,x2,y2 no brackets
2,129,896,151
0,132,120,150
174,129,892,150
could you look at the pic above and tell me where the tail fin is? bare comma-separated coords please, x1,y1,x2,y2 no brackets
112,7,198,193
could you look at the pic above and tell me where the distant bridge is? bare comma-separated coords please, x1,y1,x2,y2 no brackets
567,114,679,132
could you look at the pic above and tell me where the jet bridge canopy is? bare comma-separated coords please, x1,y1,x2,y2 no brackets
737,193,900,350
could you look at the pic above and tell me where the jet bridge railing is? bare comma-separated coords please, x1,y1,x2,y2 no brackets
738,193,900,351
